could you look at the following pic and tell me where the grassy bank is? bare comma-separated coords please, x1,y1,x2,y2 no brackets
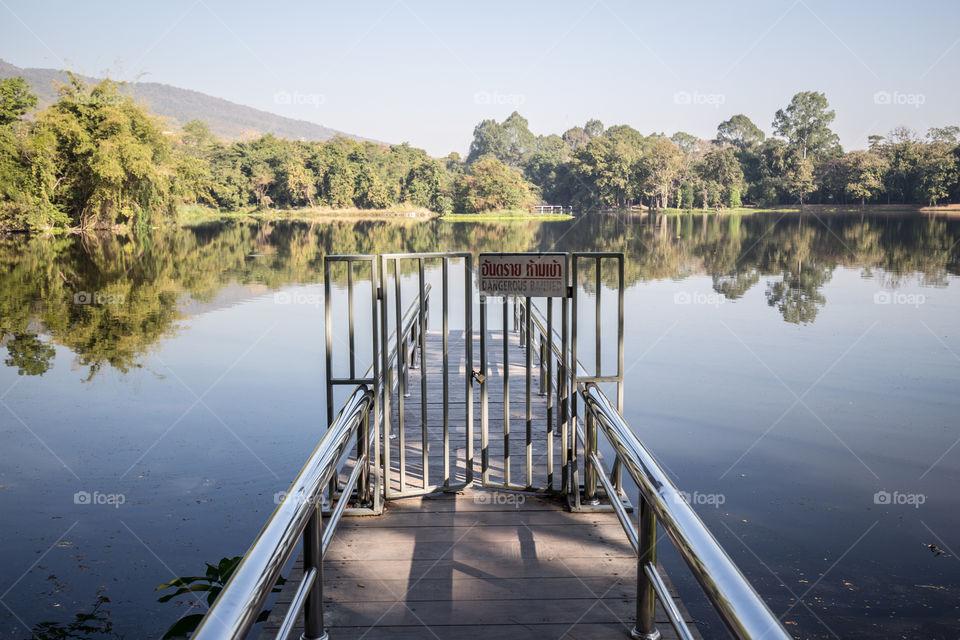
176,203,435,226
441,209,573,222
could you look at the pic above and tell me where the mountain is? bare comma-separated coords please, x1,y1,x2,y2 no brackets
0,59,374,143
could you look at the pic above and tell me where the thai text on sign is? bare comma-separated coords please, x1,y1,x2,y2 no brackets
478,253,568,298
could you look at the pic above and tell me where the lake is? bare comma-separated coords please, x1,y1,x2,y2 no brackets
1,212,958,639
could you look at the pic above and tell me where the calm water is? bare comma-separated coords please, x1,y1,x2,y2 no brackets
1,213,958,639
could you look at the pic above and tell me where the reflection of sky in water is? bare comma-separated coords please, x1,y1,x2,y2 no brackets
0,214,958,638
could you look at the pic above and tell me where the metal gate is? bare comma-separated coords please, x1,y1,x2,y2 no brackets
323,251,624,507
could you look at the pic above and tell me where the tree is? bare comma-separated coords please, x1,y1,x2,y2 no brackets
699,147,745,203
466,112,535,168
36,74,174,228
772,91,840,160
453,156,537,213
916,142,959,205
717,114,765,149
680,182,695,209
638,137,684,209
782,153,815,205
844,150,888,206
670,131,700,154
584,119,604,139
726,188,742,209
0,77,38,125
562,126,590,151
927,126,960,145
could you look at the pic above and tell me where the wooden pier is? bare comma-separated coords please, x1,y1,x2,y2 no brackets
261,328,701,639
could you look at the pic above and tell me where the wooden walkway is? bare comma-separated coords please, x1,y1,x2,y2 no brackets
261,328,701,639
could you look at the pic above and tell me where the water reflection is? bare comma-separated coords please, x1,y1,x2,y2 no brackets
2,213,958,378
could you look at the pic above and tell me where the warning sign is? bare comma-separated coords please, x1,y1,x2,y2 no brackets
478,253,567,298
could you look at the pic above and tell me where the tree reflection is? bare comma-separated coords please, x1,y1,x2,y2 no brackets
1,213,958,378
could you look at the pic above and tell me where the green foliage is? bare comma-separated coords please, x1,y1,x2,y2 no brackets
466,111,536,168
717,114,765,149
726,188,742,209
453,156,537,213
844,150,888,205
2,82,959,230
680,182,695,209
0,77,38,125
32,74,175,228
772,91,841,160
156,556,285,639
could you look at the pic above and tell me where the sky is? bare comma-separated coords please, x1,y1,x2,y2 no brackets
1,0,958,157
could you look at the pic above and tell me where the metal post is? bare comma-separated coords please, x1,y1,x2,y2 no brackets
418,258,428,490
525,296,533,488
539,336,546,396
503,297,510,487
595,257,601,380
615,255,625,495
395,260,407,492
561,280,569,496
381,257,392,500
546,300,554,490
442,258,450,487
584,410,599,505
570,256,580,508
302,506,328,640
324,260,337,503
465,255,474,485
633,497,660,640
358,403,370,505
370,259,380,511
480,294,489,485
348,262,356,380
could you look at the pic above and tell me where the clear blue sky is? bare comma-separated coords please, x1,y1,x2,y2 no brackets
2,0,958,156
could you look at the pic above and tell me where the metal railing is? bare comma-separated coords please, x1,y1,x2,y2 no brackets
380,253,473,497
195,270,431,640
192,386,373,640
580,383,792,640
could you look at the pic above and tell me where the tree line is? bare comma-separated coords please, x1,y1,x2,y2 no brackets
474,93,959,212
1,75,958,231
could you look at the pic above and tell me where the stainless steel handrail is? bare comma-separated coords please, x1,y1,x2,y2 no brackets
193,386,373,640
195,275,432,639
581,382,791,640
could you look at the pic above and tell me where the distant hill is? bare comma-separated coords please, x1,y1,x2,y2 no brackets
0,58,375,143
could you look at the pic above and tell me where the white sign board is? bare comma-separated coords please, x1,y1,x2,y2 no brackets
479,253,567,298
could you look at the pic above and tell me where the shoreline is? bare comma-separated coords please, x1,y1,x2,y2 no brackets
3,203,959,235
